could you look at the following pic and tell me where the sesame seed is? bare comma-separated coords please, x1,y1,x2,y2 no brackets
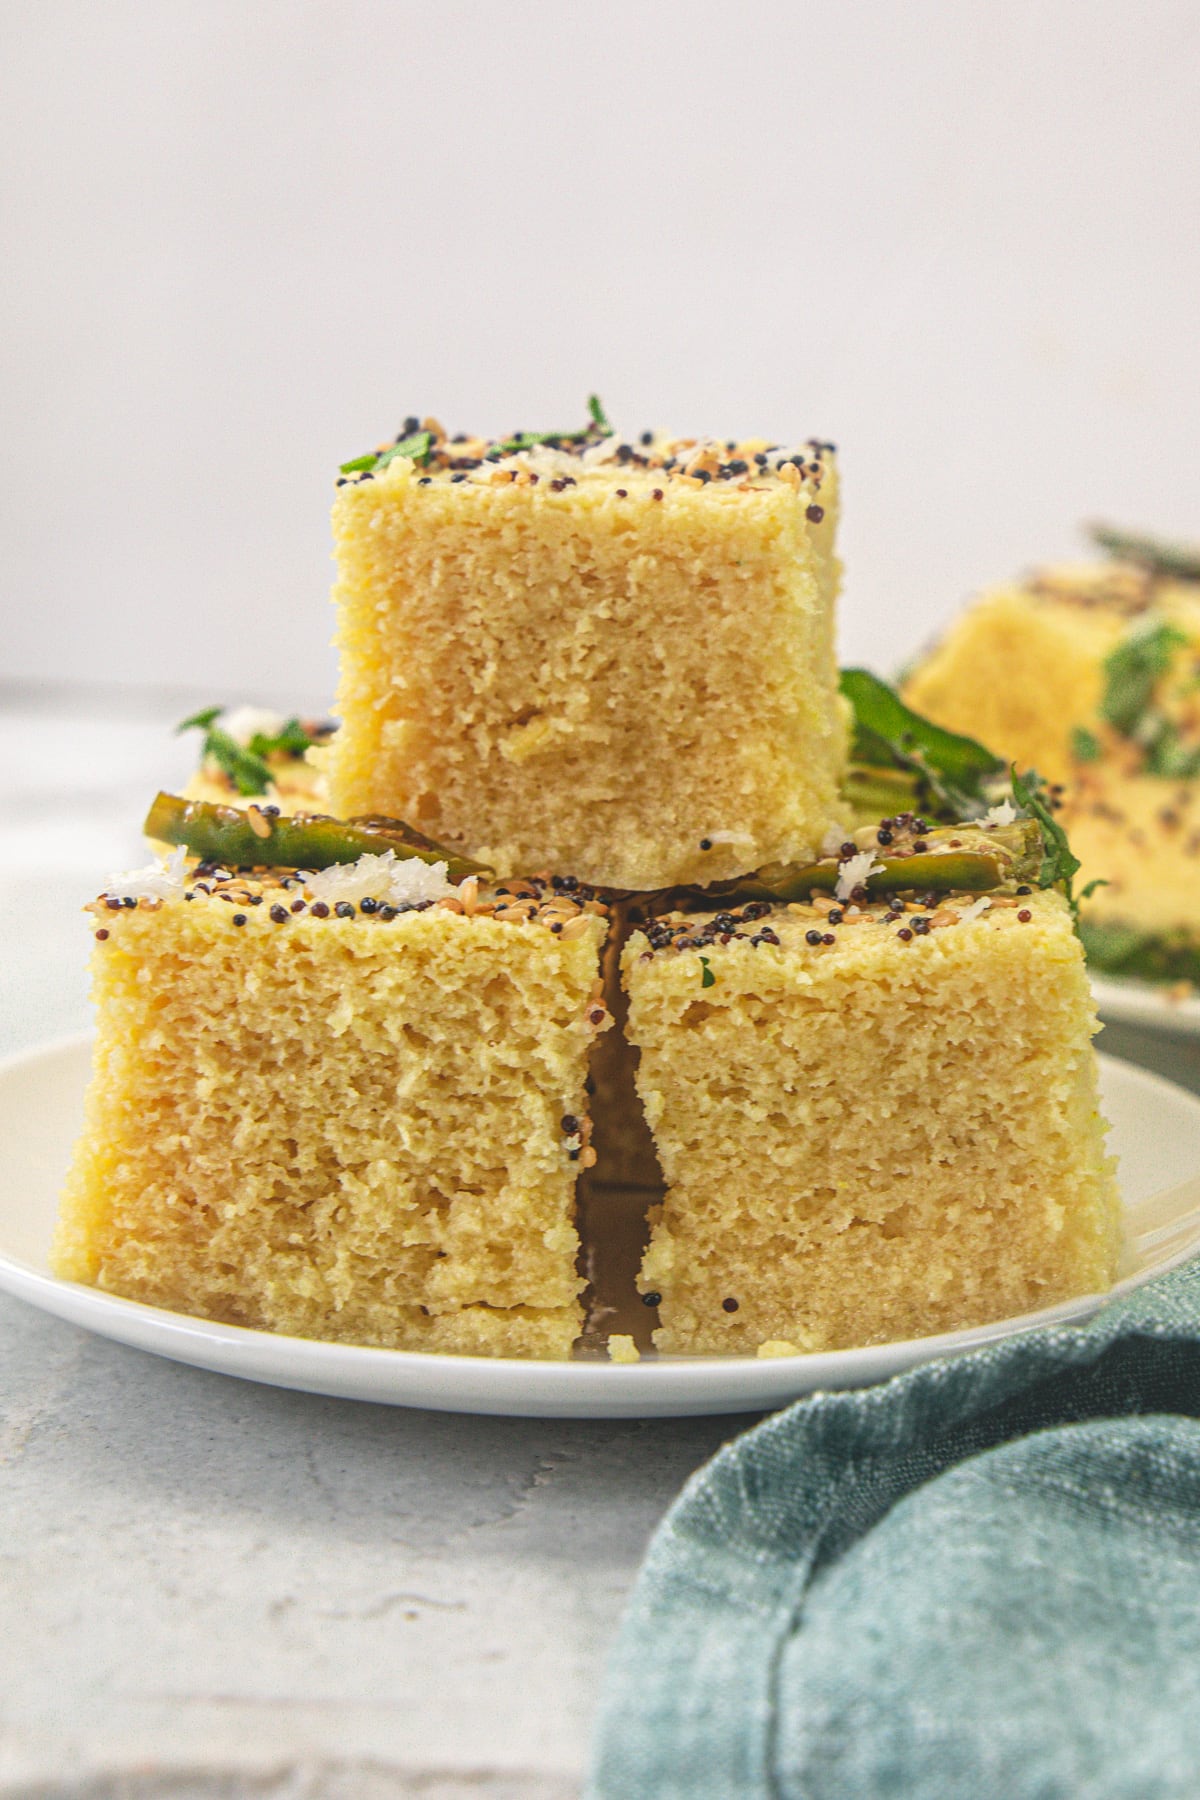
95,929,109,941
359,896,379,913
652,488,664,501
290,899,306,914
822,932,835,945
699,838,713,851
643,1291,662,1307
806,929,823,946
270,904,289,924
1016,885,1032,895
335,901,355,918
897,927,913,941
310,901,330,918
615,488,627,498
232,913,247,926
561,1114,580,1134
1018,908,1032,923
806,503,825,523
722,1297,739,1313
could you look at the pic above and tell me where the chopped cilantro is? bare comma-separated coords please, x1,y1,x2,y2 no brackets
1142,720,1200,779
1009,767,1082,906
588,394,611,433
492,429,572,455
176,707,315,798
699,956,715,989
339,430,433,477
177,705,224,734
1070,726,1101,762
1099,621,1187,737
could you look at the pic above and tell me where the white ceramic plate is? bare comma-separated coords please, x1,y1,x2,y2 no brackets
3,1036,1200,1419
1092,974,1200,1037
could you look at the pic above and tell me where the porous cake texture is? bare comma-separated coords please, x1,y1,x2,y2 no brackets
329,421,844,890
623,886,1119,1355
53,855,611,1358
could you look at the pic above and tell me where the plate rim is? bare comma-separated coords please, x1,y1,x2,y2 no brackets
1,1033,1199,1417
1092,972,1200,1035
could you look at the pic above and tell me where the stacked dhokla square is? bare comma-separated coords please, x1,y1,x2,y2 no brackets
624,846,1118,1355
53,851,610,1358
328,418,845,891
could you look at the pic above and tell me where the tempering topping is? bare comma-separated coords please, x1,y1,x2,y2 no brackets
336,399,834,497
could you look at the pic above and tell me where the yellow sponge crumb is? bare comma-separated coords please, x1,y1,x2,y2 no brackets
624,888,1119,1356
328,428,845,889
53,863,610,1358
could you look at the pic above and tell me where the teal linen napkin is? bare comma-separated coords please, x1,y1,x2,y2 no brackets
589,1261,1200,1799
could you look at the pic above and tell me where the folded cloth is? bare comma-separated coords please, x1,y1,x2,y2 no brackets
589,1260,1200,1800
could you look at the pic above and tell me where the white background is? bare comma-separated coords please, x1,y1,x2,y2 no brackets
3,1,1199,711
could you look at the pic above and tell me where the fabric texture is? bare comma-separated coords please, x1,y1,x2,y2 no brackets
588,1261,1200,1799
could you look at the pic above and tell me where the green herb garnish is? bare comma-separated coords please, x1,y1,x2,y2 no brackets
1070,726,1101,763
1099,620,1187,738
698,956,715,988
493,397,614,458
1090,523,1200,582
1141,720,1200,779
177,707,318,799
339,430,434,477
1009,767,1082,906
177,708,271,797
1079,919,1200,985
839,668,1005,820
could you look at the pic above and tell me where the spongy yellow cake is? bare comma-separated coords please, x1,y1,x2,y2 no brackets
52,848,611,1357
328,414,845,890
903,558,1200,785
623,849,1118,1355
903,548,1200,980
